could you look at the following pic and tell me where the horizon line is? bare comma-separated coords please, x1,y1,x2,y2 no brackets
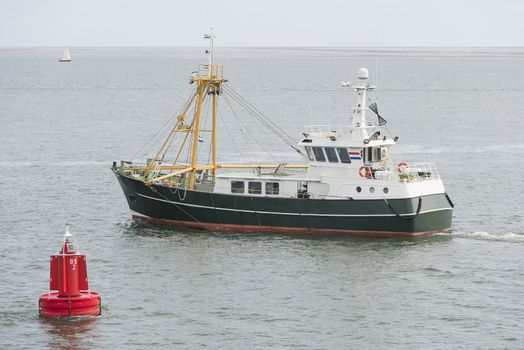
1,45,524,49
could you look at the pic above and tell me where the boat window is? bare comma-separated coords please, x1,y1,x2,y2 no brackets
337,148,351,163
265,182,280,195
324,147,339,163
312,147,326,162
373,147,382,161
363,147,372,163
304,146,314,161
231,181,245,193
248,182,262,194
364,147,382,163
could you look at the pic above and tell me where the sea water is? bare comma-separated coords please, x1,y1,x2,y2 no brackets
0,47,523,349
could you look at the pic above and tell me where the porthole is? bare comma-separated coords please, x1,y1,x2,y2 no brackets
356,186,362,193
369,187,375,193
383,187,389,194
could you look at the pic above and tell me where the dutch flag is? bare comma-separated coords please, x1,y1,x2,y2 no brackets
349,148,361,160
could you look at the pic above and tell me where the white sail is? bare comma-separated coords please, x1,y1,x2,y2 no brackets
59,48,71,62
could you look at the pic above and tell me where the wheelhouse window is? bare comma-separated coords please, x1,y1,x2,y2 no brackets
373,147,382,161
231,181,245,193
364,147,382,163
265,182,280,195
248,181,262,194
312,147,326,162
324,147,339,163
337,148,351,163
304,146,314,161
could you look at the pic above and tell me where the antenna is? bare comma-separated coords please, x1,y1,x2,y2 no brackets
204,25,215,66
375,57,379,88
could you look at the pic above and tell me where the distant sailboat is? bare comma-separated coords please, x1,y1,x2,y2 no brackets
59,48,71,62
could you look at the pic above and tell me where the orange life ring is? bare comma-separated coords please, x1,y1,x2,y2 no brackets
359,166,371,178
397,162,408,173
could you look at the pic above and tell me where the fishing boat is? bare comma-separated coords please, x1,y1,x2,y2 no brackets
59,48,71,62
112,29,453,238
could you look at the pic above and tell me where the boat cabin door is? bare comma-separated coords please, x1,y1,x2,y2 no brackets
297,181,310,199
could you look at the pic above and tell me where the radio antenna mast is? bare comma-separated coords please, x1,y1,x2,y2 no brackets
204,25,215,66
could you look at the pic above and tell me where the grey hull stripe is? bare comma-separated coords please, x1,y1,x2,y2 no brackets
137,193,452,218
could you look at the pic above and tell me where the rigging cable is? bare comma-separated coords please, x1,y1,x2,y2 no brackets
130,86,197,163
222,91,277,163
222,85,300,152
216,102,253,164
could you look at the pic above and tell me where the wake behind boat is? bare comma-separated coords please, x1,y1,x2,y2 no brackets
112,29,453,238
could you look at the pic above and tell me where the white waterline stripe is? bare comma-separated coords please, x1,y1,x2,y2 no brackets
136,193,451,217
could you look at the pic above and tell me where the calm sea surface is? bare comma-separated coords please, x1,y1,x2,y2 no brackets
1,47,523,349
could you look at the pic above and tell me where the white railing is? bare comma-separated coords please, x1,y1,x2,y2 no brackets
364,163,440,183
194,64,224,79
396,163,440,182
304,125,352,135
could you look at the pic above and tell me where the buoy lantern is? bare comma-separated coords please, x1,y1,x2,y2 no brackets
39,225,101,318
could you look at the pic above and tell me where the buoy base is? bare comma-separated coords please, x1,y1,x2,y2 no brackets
39,292,101,318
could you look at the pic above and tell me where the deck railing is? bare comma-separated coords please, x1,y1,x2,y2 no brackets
304,125,352,135
371,163,440,183
194,64,224,79
399,163,440,182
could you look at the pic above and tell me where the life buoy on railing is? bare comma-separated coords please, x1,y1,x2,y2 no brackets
359,166,372,178
397,162,408,173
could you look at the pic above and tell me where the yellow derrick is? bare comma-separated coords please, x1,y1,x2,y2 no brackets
142,62,305,189
150,167,194,183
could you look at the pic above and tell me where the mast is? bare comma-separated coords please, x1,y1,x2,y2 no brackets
350,68,375,139
145,27,223,189
212,83,217,177
188,83,206,189
209,25,214,65
135,27,310,189
187,26,222,189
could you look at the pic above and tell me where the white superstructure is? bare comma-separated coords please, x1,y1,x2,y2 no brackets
214,68,446,201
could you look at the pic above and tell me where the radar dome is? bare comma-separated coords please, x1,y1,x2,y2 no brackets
357,68,369,80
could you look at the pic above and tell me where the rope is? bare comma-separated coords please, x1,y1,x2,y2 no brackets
250,196,261,227
445,193,454,208
210,193,223,230
384,196,422,220
147,185,201,224
177,185,187,201
295,197,307,231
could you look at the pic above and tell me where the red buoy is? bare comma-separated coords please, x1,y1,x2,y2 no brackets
39,225,101,318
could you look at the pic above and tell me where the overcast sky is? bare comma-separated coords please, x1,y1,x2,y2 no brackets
0,0,522,47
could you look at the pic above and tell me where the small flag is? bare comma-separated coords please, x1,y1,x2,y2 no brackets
198,136,204,143
349,148,361,160
369,103,387,126
204,34,211,39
